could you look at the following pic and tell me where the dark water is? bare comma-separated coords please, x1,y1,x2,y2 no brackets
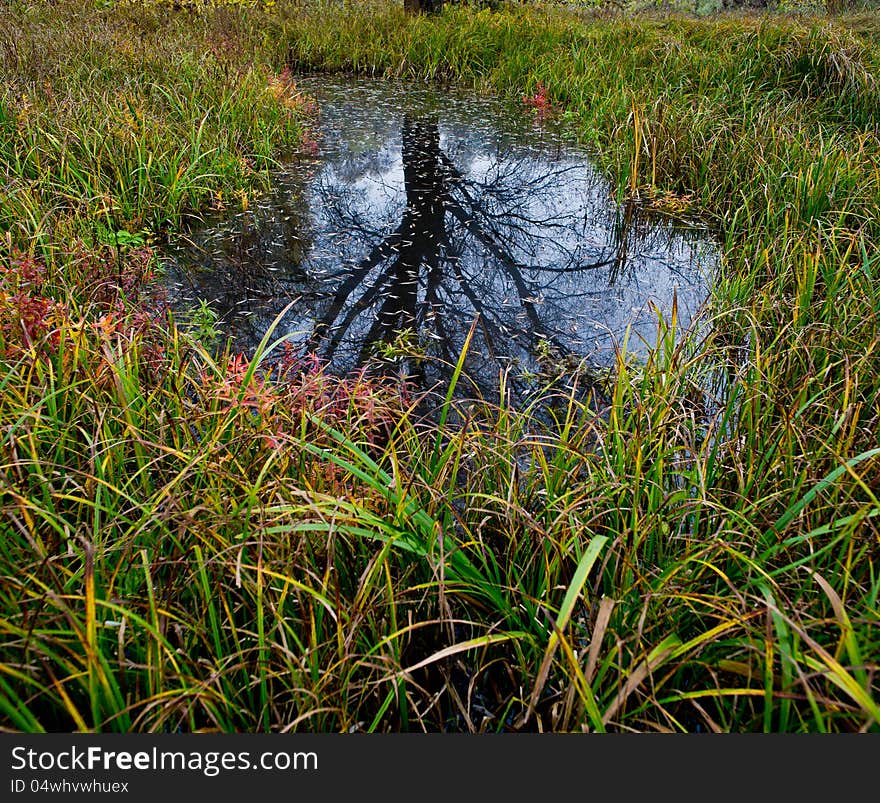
162,76,716,398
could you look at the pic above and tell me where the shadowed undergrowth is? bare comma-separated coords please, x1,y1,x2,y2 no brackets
0,1,878,732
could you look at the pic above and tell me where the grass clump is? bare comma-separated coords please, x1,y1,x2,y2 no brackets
0,0,310,243
1,0,878,732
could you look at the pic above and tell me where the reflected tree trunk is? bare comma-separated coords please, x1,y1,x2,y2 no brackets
301,101,647,398
307,110,605,373
362,115,447,359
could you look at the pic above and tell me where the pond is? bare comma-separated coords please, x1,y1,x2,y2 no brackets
162,76,717,400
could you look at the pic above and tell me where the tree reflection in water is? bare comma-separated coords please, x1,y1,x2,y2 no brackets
164,78,715,400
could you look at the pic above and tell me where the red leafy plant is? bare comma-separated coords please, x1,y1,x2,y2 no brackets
522,82,555,121
267,67,319,116
199,341,411,456
1,244,169,384
0,252,67,359
266,67,321,156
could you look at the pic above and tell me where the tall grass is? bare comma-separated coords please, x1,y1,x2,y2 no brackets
0,0,307,245
1,1,877,732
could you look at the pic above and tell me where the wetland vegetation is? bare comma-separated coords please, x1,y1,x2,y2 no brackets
1,0,878,733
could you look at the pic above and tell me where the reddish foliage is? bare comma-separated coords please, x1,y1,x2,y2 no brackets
522,82,554,121
1,245,169,382
198,341,410,454
92,302,167,383
77,244,157,306
0,253,67,358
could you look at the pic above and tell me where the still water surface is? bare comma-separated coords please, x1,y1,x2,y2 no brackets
162,76,717,397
